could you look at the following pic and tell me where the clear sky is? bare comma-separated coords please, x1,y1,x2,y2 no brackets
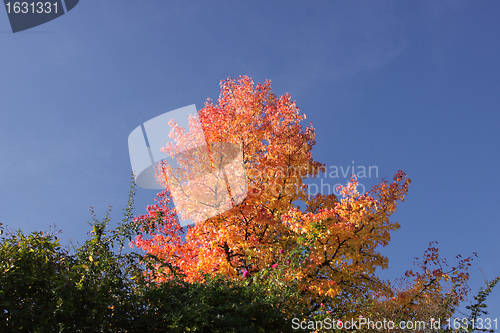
1,0,498,319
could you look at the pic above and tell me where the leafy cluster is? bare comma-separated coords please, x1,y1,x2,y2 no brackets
130,76,493,325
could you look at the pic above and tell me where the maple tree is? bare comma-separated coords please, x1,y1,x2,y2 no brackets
131,75,477,322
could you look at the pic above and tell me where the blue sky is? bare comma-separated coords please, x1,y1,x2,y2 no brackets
1,0,498,319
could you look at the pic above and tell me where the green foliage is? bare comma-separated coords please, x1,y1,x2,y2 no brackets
0,218,139,331
437,275,500,333
465,275,500,330
0,229,77,331
132,274,307,332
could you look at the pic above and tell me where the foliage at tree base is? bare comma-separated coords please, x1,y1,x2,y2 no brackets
0,207,307,332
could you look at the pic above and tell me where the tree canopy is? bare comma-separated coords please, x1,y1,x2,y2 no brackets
131,76,483,325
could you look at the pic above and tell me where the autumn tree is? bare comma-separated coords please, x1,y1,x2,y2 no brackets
131,76,477,323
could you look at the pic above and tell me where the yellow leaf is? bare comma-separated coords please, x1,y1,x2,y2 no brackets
89,255,93,262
